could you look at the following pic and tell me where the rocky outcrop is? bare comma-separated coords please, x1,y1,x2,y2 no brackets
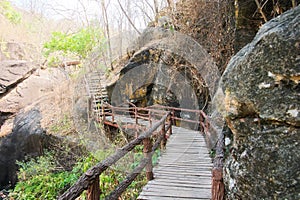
0,62,67,114
0,60,36,96
0,42,40,62
219,6,300,199
0,107,86,190
108,27,222,147
0,61,68,137
111,27,220,109
0,109,45,189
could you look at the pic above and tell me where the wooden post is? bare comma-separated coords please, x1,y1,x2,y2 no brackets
199,113,204,133
87,175,100,200
111,107,115,122
135,107,138,124
101,104,105,122
212,129,225,200
171,110,175,135
212,168,224,200
205,118,210,133
149,110,152,127
143,138,153,181
168,114,172,136
160,123,166,150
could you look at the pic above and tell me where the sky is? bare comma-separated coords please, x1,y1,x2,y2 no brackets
9,0,162,30
10,0,101,21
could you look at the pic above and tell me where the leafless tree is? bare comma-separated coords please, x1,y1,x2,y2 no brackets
100,0,113,70
117,0,141,35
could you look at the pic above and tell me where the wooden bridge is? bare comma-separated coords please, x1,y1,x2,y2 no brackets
58,71,224,200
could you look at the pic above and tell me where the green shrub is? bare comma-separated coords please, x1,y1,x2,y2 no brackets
10,144,160,199
0,1,21,24
11,152,83,200
43,27,105,66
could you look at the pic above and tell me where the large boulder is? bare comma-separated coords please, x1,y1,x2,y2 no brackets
0,63,67,114
0,107,86,190
0,61,68,137
0,109,45,189
219,6,300,199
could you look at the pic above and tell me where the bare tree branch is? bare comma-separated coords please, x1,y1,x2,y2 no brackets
117,0,141,35
153,0,159,15
292,0,297,8
144,0,155,15
133,2,153,22
254,0,268,22
101,0,113,70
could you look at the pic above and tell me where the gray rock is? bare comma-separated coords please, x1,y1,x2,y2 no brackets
0,107,86,190
0,65,67,114
219,6,300,199
0,60,36,95
0,109,45,189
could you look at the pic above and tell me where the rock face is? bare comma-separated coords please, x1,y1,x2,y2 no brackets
0,61,68,137
0,107,86,190
108,27,222,147
220,6,300,199
0,60,36,96
0,62,67,114
0,109,45,189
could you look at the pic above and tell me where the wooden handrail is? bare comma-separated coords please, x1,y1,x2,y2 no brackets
103,102,210,127
106,129,167,199
83,72,218,199
58,113,170,200
100,102,212,139
81,99,212,199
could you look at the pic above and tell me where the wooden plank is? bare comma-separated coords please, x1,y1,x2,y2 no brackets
138,195,209,200
142,184,211,192
153,168,211,174
152,175,210,183
146,181,211,189
148,178,211,186
139,188,211,199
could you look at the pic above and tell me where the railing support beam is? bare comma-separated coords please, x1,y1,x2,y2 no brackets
212,168,224,200
87,175,100,200
143,137,154,181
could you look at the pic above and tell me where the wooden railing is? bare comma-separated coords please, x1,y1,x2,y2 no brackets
98,102,211,135
147,104,210,133
58,111,172,200
58,101,225,200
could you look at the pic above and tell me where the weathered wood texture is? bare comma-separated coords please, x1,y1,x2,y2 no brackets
138,126,213,200
87,175,100,200
58,114,169,200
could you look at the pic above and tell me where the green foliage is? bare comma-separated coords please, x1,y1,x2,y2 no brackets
0,0,21,24
210,148,216,158
10,146,152,199
43,27,105,66
11,152,82,200
10,139,163,199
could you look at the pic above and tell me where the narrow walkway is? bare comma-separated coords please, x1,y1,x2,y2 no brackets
82,71,214,199
138,126,212,200
85,71,109,119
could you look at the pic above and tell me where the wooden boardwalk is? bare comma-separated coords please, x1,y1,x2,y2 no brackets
104,115,213,199
138,126,212,200
59,71,221,200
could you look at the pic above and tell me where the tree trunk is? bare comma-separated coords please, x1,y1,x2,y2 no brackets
101,0,113,70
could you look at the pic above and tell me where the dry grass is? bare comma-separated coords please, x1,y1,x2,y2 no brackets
169,0,235,73
0,7,78,62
